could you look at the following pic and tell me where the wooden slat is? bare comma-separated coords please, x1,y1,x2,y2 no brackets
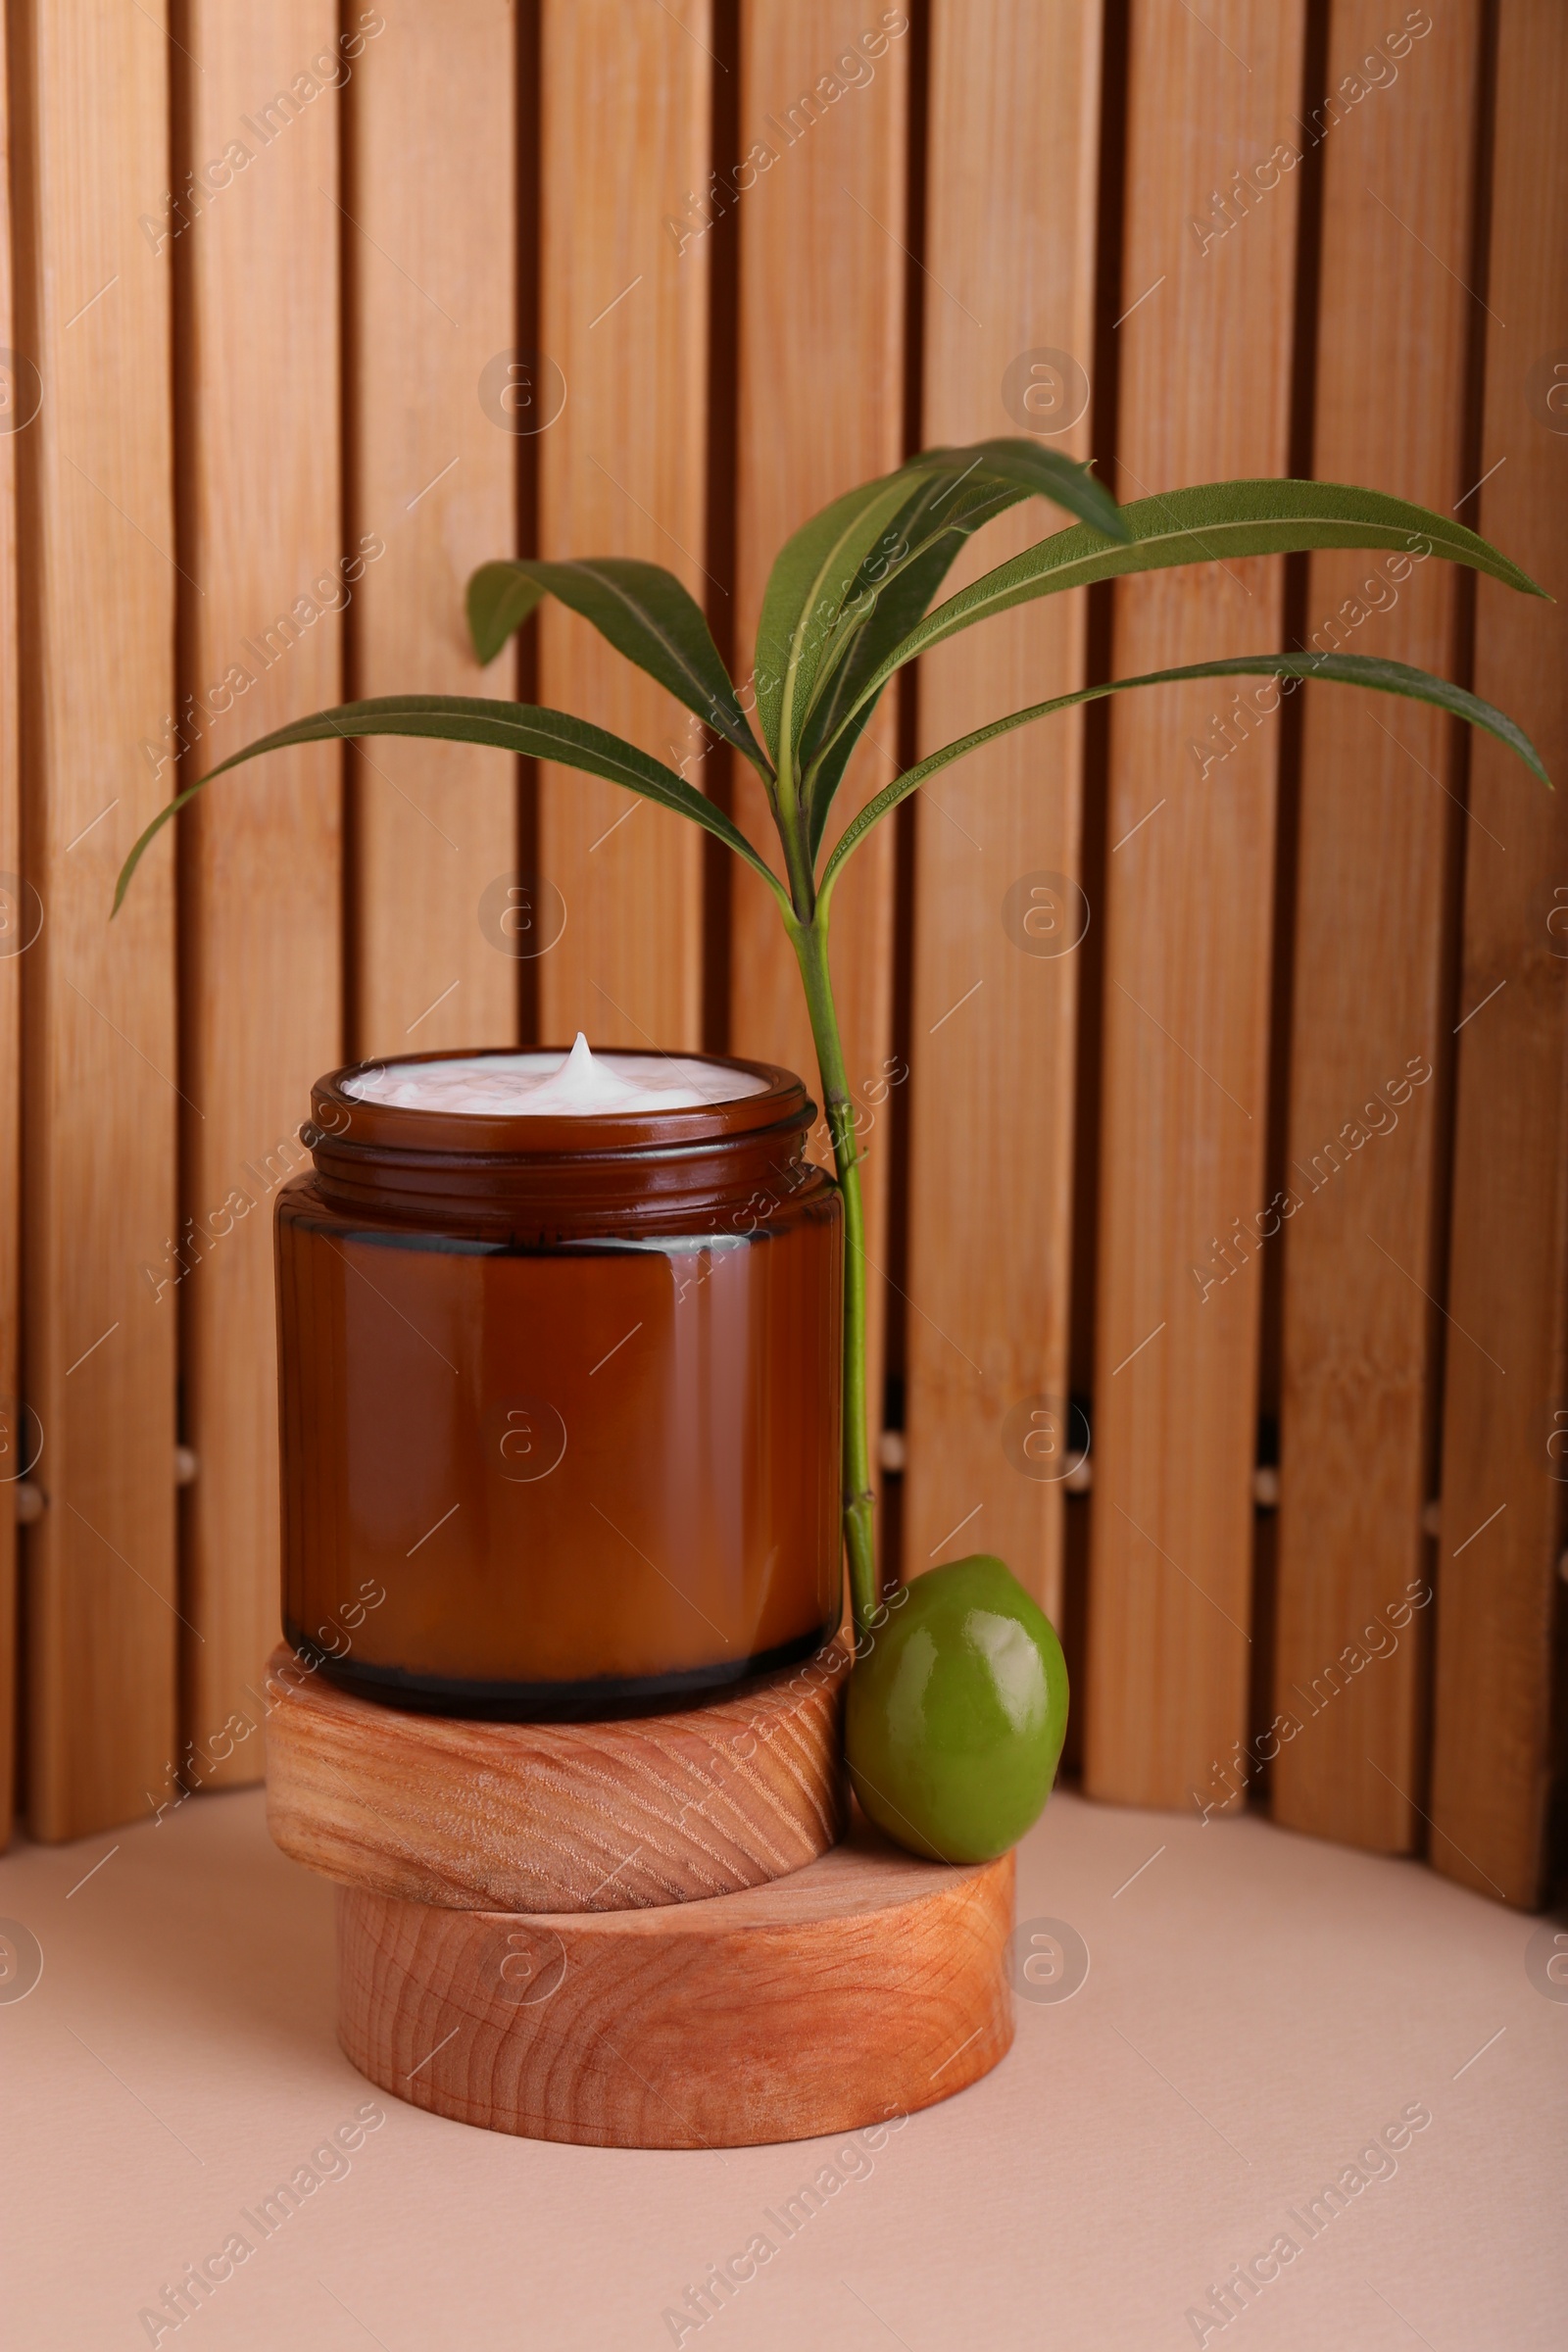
535,0,710,1051
179,7,343,1788
1431,0,1568,1909
1084,2,1305,1809
0,39,20,1845
350,0,516,1059
731,0,909,1540
1272,1,1482,1852
14,0,178,1837
903,1,1101,1618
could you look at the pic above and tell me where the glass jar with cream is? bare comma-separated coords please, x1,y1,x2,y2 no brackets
276,1037,842,1716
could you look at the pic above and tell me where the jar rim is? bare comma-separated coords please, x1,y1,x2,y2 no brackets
306,1045,814,1165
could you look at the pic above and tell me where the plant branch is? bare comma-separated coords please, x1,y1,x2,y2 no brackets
789,905,876,1641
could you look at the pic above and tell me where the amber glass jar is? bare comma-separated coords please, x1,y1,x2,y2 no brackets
274,1050,842,1718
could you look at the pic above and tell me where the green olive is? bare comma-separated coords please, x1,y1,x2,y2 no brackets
845,1553,1069,1864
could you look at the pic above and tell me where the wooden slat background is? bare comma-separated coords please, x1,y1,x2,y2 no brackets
537,0,709,1052
907,0,1101,1619
349,0,516,1063
1273,0,1484,1853
730,0,909,1552
2,0,1562,1911
1430,0,1568,1911
1084,0,1304,1811
14,0,180,1839
0,24,20,1844
178,4,344,1788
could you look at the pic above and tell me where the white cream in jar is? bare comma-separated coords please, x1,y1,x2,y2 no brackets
342,1032,770,1117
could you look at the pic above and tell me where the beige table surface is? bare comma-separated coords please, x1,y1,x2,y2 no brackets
2,1782,1562,2350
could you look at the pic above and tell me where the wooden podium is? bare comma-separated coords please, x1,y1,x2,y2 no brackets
265,1642,1015,2148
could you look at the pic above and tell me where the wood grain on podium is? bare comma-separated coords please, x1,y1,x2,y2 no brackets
266,1639,849,1910
337,1816,1014,2147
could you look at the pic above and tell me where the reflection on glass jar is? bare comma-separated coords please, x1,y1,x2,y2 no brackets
276,1051,842,1717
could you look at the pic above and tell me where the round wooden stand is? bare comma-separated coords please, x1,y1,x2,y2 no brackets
264,1639,851,1911
337,1816,1015,2148
266,1639,1016,2145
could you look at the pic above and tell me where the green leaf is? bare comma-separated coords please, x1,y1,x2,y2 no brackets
811,449,1125,690
792,476,1018,753
784,445,1124,850
466,562,551,664
798,474,1032,856
819,650,1550,897
113,696,791,917
811,480,1552,781
755,471,928,778
801,533,969,856
755,439,1130,781
466,558,770,782
920,438,1125,541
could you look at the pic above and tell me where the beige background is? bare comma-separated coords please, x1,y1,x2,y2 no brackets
2,1786,1562,2349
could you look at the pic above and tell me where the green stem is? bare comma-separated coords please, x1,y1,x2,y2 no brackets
790,904,876,1642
